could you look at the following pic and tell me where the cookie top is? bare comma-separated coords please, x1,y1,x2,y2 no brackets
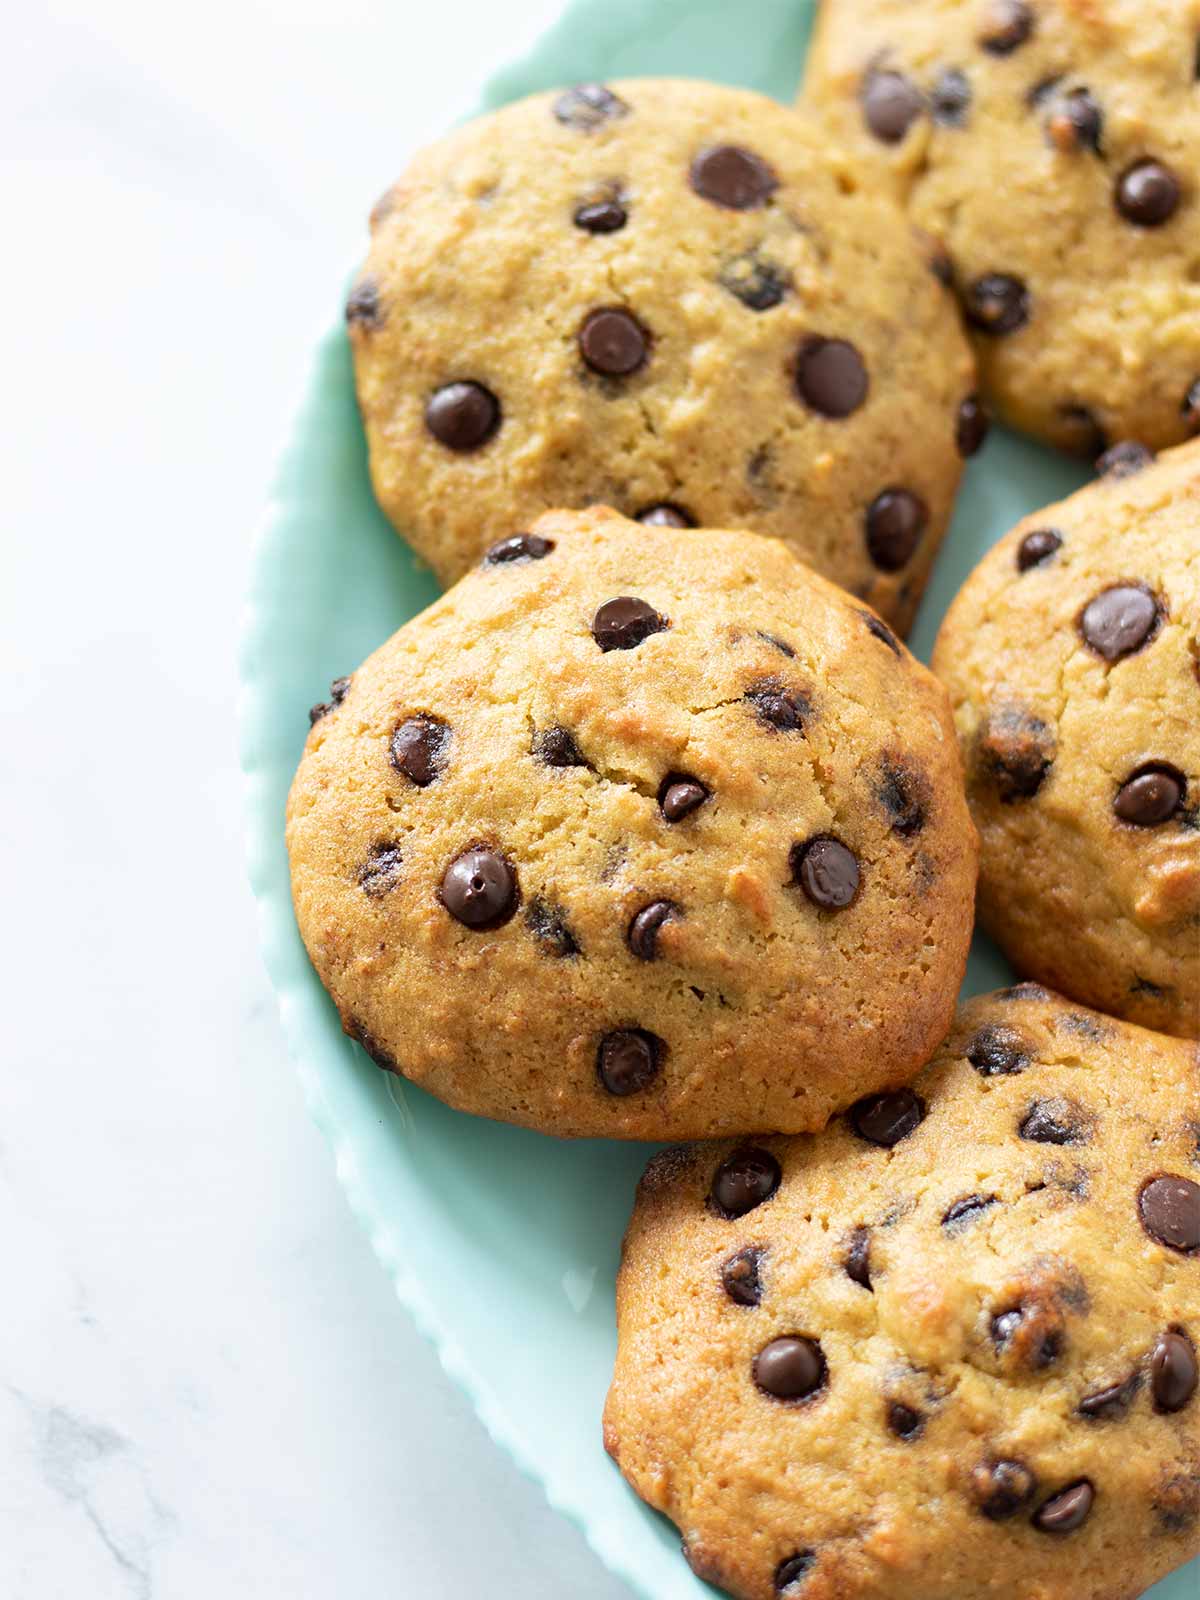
605,989,1200,1600
287,508,977,1140
348,77,977,634
802,0,1200,456
932,438,1200,1036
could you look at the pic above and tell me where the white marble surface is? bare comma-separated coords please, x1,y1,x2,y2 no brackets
1,3,633,1593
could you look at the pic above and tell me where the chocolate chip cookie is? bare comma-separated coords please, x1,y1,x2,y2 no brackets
933,438,1199,1036
802,0,1200,456
287,507,977,1140
605,989,1200,1600
348,78,977,634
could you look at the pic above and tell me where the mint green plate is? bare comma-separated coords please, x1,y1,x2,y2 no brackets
240,2,1194,1595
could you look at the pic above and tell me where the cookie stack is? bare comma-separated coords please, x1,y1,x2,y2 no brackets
288,12,1199,1597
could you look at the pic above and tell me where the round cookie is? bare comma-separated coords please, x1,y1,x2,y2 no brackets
605,988,1200,1600
802,0,1200,456
287,507,977,1140
347,77,978,635
932,438,1199,1036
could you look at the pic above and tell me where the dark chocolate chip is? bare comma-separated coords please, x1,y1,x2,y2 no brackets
962,273,1030,335
1048,87,1103,153
1155,1472,1200,1535
439,847,518,929
344,1016,399,1074
553,83,629,131
795,337,869,417
637,502,695,528
1184,379,1200,435
942,1193,998,1232
718,251,790,311
578,308,649,376
1079,584,1160,660
532,726,588,769
1097,440,1155,479
1152,1331,1198,1414
627,900,679,961
979,0,1034,54
425,381,500,451
956,393,990,456
850,1088,925,1148
972,1459,1037,1520
968,1023,1032,1077
721,1246,765,1307
390,713,452,787
710,1148,782,1218
357,842,403,898
309,674,352,725
754,1336,826,1401
1017,528,1062,571
658,773,709,821
1139,1175,1200,1253
1020,1098,1091,1146
1078,1371,1140,1421
931,67,972,126
757,631,796,658
591,595,668,651
1116,159,1182,227
845,1227,873,1290
1033,1481,1094,1535
525,897,581,958
860,611,902,655
865,488,929,571
1131,974,1169,998
345,276,382,329
876,757,929,836
484,533,554,564
991,1305,1063,1369
746,678,811,732
1114,764,1185,825
596,1028,664,1096
887,1401,924,1439
774,1552,816,1594
977,706,1055,800
791,836,861,910
1059,403,1108,460
862,69,924,143
574,198,627,233
689,144,779,210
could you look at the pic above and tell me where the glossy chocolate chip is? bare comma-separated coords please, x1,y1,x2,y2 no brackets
357,842,403,898
1017,528,1062,571
876,758,928,836
591,595,668,651
862,69,924,142
718,252,790,311
309,674,351,725
1152,1331,1198,1413
977,705,1055,800
532,726,588,769
1185,379,1200,435
963,273,1030,335
931,67,972,126
596,1028,663,1096
795,337,869,417
1049,87,1103,153
1079,585,1160,660
845,1227,873,1290
553,83,629,131
754,1336,826,1401
579,308,649,375
721,1246,765,1307
887,1401,924,1439
484,533,554,564
1114,764,1185,825
943,1194,998,1232
1116,160,1182,227
850,1088,925,1148
865,489,928,571
1033,1481,1094,1535
689,144,779,210
972,1459,1037,1521
791,836,860,910
525,897,580,958
637,502,695,528
968,1023,1031,1077
574,198,627,233
747,678,811,732
1078,1371,1140,1422
1139,1175,1200,1253
980,0,1034,54
710,1148,782,1218
658,773,709,821
440,847,518,929
425,381,500,450
992,1305,1062,1370
390,713,452,787
956,393,990,455
345,276,382,328
627,900,679,961
1098,441,1155,479
774,1553,816,1594
860,611,901,655
1020,1098,1091,1146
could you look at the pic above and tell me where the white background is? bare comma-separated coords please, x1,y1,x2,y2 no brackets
1,1,634,1593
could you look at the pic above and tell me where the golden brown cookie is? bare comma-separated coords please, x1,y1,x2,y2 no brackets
605,988,1200,1600
933,439,1199,1036
287,507,977,1140
801,0,1200,456
347,77,978,634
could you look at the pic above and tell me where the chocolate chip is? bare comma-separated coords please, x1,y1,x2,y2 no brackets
754,1336,826,1401
931,67,972,126
345,276,382,328
795,337,869,417
1139,1175,1200,1253
887,1401,924,1439
774,1553,816,1593
525,897,580,958
860,611,901,655
929,243,956,287
979,0,1034,54
484,533,554,564
628,900,679,961
757,631,795,658
344,1016,398,1074
943,1194,998,1232
390,713,452,787
710,1148,782,1218
1114,764,1186,826
1131,974,1168,999
718,251,790,311
1033,1481,1094,1535
1017,528,1062,571
357,842,403,898
1078,1371,1140,1421
1048,87,1103,153
845,1227,873,1290
792,836,861,910
532,726,588,769
876,757,929,836
972,1459,1037,1520
721,1246,765,1307
553,83,629,131
1079,584,1160,660
862,69,924,142
1059,403,1108,460
578,308,649,376
977,706,1055,800
1116,159,1182,227
1098,440,1155,479
746,678,811,732
1021,1098,1091,1146
1152,1331,1198,1414
956,393,989,456
591,595,668,651
991,1305,1062,1369
865,489,928,571
963,273,1030,335
1184,379,1200,434
968,1023,1031,1077
574,198,627,233
636,502,695,528
1155,1472,1200,1535
309,674,351,725
658,773,709,821
596,1028,664,1096
689,145,779,210
439,847,518,929
425,381,500,450
850,1088,925,1148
